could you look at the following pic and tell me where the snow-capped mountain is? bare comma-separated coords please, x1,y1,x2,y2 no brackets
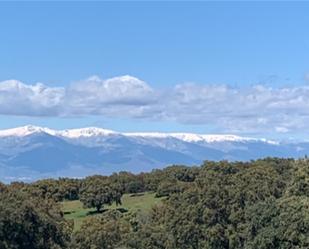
0,125,306,182
0,125,275,143
0,125,117,138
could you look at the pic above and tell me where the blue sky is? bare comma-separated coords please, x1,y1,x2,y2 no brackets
1,2,309,139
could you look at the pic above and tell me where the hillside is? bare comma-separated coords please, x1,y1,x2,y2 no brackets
1,158,308,248
1,125,309,182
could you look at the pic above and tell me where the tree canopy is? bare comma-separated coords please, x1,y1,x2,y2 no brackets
80,175,123,212
0,157,308,249
0,188,73,249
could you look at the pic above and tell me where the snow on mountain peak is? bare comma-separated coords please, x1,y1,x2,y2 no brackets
171,133,253,143
124,132,277,144
0,126,116,138
0,125,277,144
58,127,117,138
0,125,55,137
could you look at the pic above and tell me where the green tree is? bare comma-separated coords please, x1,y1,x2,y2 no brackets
126,159,295,249
80,175,123,212
245,196,309,249
0,189,73,249
71,210,129,249
286,158,309,197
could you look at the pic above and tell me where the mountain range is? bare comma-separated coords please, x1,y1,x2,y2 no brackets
0,125,308,182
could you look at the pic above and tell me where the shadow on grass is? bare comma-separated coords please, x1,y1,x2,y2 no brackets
63,211,75,215
116,207,129,213
86,207,128,216
130,193,145,197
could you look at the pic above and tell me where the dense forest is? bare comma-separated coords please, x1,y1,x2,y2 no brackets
0,158,308,249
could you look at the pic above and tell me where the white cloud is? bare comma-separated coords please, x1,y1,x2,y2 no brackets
1,75,309,134
165,83,309,134
68,75,154,105
65,75,156,117
0,80,64,116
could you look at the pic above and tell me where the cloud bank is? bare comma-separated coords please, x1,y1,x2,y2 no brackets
1,75,309,134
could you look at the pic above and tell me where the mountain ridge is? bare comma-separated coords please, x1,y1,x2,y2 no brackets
0,125,277,144
0,125,307,182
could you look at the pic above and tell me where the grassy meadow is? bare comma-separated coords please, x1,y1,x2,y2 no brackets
62,192,164,230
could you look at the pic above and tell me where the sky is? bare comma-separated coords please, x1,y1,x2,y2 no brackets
0,2,309,139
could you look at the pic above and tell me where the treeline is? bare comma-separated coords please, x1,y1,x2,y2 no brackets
0,158,308,249
0,165,198,203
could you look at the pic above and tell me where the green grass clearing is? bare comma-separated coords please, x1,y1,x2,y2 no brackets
62,192,164,231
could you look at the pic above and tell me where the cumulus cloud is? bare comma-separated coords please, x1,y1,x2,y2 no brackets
164,83,309,134
68,75,154,105
1,75,309,134
65,75,156,117
0,80,64,116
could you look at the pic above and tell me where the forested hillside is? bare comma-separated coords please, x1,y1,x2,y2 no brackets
0,158,308,249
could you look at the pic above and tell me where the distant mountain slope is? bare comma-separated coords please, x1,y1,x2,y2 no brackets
0,125,307,182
